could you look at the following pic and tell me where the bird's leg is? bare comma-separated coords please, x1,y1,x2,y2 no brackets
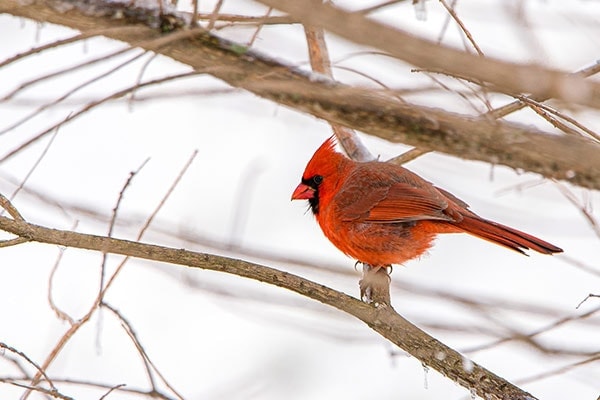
359,264,391,306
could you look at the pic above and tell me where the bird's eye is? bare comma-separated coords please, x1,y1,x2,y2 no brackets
312,175,323,185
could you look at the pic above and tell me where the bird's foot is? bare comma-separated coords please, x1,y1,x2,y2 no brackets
359,264,392,306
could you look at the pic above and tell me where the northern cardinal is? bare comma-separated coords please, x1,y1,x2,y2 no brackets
292,137,562,273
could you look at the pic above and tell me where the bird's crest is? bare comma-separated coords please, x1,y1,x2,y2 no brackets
302,136,344,181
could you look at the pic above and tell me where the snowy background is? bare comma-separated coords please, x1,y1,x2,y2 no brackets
1,1,599,399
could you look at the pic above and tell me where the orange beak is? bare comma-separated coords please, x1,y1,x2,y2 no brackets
291,183,315,200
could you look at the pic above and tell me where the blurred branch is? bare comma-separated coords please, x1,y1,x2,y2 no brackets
516,353,600,385
303,24,375,162
0,343,57,393
258,0,600,110
0,214,538,400
487,61,600,119
1,71,201,162
1,0,600,189
0,25,145,70
102,302,184,399
0,376,175,400
16,153,194,399
438,0,484,56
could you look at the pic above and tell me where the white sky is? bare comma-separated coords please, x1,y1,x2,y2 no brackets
1,1,599,399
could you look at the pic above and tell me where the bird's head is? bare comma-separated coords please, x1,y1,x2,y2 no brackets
291,136,349,215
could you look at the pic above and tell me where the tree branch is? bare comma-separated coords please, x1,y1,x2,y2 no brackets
1,0,599,189
258,0,600,110
0,214,538,400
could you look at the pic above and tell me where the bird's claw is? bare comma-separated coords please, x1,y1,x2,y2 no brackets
359,264,391,305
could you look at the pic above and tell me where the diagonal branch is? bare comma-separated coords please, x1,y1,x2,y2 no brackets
0,214,538,400
1,0,599,191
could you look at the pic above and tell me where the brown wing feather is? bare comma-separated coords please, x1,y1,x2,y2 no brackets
335,163,456,223
362,183,453,222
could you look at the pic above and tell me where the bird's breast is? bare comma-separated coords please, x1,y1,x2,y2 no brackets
316,206,442,266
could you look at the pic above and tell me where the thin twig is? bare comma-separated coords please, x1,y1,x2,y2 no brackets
0,50,148,136
487,60,600,119
138,150,197,238
0,342,56,393
560,255,600,279
8,124,61,203
413,68,486,112
555,182,600,239
20,152,196,398
98,383,127,400
332,65,405,103
0,194,28,247
303,24,374,162
464,305,600,354
356,0,407,15
129,54,160,109
0,26,145,70
0,193,25,220
207,0,225,30
577,294,600,309
518,96,600,142
247,7,272,47
94,158,151,355
516,354,600,385
1,45,138,102
387,147,431,165
102,158,151,291
96,153,197,399
47,221,78,325
438,0,484,56
0,377,176,400
0,71,203,163
102,303,185,400
525,100,583,136
7,380,73,400
101,303,158,393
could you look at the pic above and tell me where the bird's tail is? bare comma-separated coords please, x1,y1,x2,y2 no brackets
454,214,563,255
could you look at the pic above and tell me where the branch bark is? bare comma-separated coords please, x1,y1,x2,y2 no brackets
0,214,538,400
1,0,600,190
258,0,600,110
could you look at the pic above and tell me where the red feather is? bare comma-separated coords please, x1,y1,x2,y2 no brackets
292,137,562,267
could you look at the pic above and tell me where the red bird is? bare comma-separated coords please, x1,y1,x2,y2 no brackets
292,137,562,270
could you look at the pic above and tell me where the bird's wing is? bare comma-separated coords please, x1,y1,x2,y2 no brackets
336,178,455,223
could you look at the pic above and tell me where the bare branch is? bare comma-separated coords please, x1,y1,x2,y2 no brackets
303,24,374,162
438,0,484,56
258,0,600,110
0,193,28,247
0,215,539,400
0,26,145,70
518,96,600,143
8,126,60,202
0,342,57,394
387,147,431,165
577,294,600,309
2,0,600,189
207,0,225,31
0,50,148,136
0,71,201,162
516,354,600,385
487,60,600,119
102,303,185,400
47,222,78,325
